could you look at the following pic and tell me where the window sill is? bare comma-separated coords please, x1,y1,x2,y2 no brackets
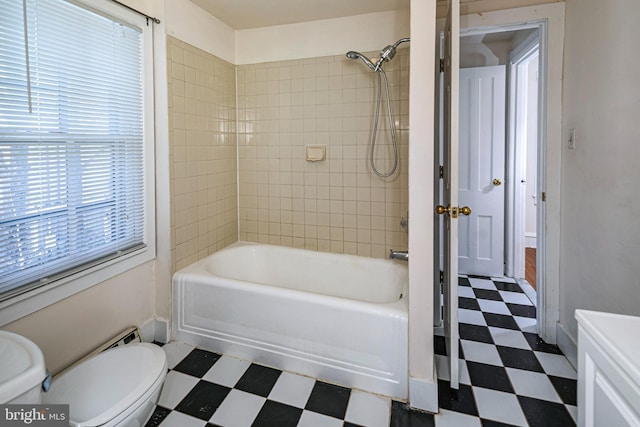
0,246,155,327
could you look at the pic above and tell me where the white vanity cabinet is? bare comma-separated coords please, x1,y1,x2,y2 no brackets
576,309,640,427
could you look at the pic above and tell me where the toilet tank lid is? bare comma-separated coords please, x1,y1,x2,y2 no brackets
43,343,166,426
0,331,46,403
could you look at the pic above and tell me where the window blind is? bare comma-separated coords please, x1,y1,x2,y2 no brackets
0,0,147,298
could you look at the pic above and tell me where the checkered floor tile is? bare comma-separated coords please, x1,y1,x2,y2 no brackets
433,275,577,427
146,275,577,427
146,341,391,427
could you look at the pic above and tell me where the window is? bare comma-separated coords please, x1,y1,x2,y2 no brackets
0,0,155,303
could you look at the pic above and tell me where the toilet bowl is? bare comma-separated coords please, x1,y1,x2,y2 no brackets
0,331,167,427
43,343,167,427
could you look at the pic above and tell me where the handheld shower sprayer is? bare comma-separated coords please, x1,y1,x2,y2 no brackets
346,51,377,71
345,38,410,178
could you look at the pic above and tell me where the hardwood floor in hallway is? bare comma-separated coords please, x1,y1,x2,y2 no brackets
525,248,536,289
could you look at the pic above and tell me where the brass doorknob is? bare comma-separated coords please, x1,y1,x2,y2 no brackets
436,205,472,217
435,205,450,215
493,178,502,186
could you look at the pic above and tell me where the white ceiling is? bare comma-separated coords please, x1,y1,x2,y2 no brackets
190,0,410,30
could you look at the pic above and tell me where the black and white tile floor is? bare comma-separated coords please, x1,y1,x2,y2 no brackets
146,275,577,426
432,275,577,426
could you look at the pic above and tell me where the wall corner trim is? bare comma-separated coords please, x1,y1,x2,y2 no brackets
556,321,578,370
140,317,170,344
408,376,439,413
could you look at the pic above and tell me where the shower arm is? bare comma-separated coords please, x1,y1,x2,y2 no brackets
392,38,411,49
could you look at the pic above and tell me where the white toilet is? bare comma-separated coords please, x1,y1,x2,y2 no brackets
0,331,167,427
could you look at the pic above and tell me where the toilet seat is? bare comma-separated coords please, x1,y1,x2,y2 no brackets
43,343,167,427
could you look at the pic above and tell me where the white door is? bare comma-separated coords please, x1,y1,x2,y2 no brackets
458,66,506,277
440,0,461,390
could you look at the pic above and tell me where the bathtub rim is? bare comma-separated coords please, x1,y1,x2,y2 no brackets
175,241,409,309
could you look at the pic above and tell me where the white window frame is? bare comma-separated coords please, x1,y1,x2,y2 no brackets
0,0,156,326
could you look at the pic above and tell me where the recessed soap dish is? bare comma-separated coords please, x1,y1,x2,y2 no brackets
305,145,326,162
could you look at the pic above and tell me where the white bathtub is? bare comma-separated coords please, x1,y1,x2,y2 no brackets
172,242,408,399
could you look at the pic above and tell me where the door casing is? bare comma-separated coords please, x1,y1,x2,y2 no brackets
506,34,540,282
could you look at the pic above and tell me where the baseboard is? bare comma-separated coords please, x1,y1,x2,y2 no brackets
525,233,537,248
556,322,577,370
408,374,438,413
140,317,170,344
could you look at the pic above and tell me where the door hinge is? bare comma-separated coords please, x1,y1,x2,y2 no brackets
439,59,445,73
541,191,547,202
439,165,444,179
439,270,444,284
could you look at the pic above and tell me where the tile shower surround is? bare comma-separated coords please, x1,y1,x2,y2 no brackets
168,36,409,271
167,38,238,272
237,49,410,258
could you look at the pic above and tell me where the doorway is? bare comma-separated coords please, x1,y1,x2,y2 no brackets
457,28,541,291
435,22,555,342
432,10,565,401
506,35,540,304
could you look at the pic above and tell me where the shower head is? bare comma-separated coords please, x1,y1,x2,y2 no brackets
346,51,377,71
380,45,396,62
379,37,410,64
346,51,360,60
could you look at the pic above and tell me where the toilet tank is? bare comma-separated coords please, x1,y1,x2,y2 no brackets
0,331,47,404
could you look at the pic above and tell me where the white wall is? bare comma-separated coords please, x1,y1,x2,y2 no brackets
4,266,156,374
164,0,236,63
236,10,410,64
559,0,640,340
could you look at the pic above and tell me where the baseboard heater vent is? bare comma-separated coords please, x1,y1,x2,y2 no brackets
56,327,141,378
99,327,141,353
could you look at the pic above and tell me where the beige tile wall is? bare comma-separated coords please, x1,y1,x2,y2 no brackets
167,37,238,272
237,49,410,258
